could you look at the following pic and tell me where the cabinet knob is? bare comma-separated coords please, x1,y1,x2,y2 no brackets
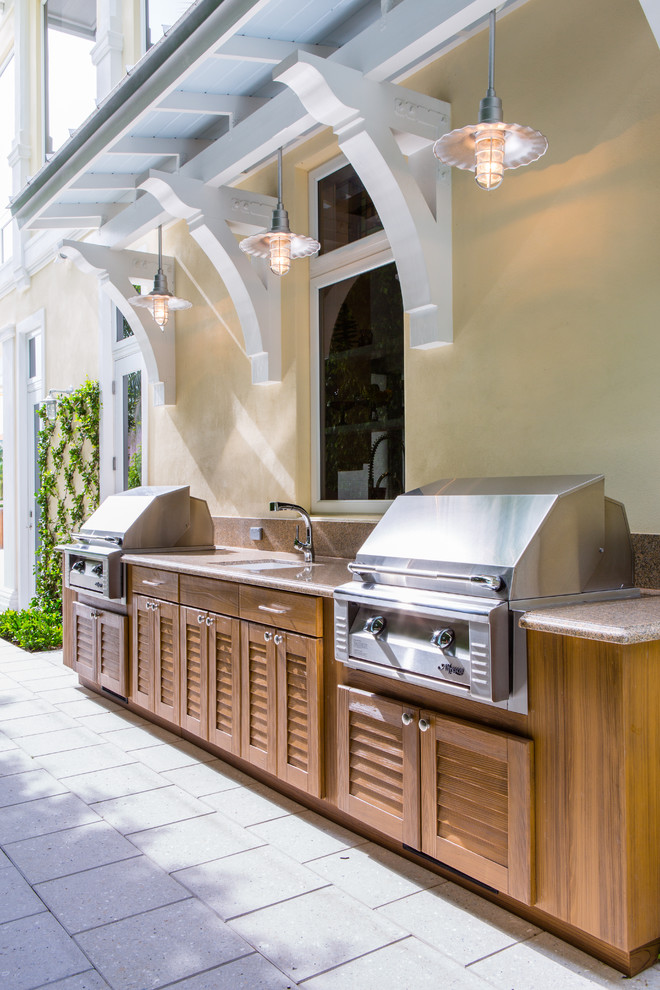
205,615,214,627
273,633,283,645
264,631,273,642
197,613,205,624
401,712,414,726
146,601,153,611
419,718,431,733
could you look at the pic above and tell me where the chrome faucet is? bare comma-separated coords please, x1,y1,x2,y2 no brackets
269,502,315,563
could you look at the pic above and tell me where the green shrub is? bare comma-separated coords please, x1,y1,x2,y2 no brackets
0,603,62,652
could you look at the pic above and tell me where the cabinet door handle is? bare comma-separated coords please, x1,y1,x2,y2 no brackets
258,604,287,614
264,631,273,642
145,601,153,611
197,613,206,624
419,718,431,733
273,633,283,645
206,615,214,627
142,580,164,587
401,712,414,726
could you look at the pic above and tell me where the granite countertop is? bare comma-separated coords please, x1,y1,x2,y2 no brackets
519,593,660,645
122,547,353,598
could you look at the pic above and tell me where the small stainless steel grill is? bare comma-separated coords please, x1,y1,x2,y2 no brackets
59,485,214,603
334,475,637,712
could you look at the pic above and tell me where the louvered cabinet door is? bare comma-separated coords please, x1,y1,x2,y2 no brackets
180,607,209,737
240,622,277,774
154,601,180,723
97,610,127,696
71,602,99,683
207,613,241,754
131,595,154,709
337,687,420,846
276,631,323,797
420,712,535,905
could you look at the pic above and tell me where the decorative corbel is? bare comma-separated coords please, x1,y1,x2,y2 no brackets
139,170,282,384
58,240,176,406
274,51,453,348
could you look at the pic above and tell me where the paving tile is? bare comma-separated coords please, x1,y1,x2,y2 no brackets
303,936,493,990
0,912,90,990
76,709,144,733
175,844,329,919
31,973,112,990
0,731,19,752
0,747,38,776
75,898,253,990
0,792,99,843
202,778,303,825
0,686,35,704
5,820,140,883
469,931,645,989
35,743,137,778
169,954,300,989
62,762,168,803
34,685,98,704
133,740,217,772
163,758,251,797
0,767,67,806
17,727,106,757
306,841,445,908
0,698,57,720
228,886,407,982
127,810,265,872
25,676,84,694
91,785,212,834
96,722,180,751
54,698,118,719
0,864,47,923
1,710,77,738
35,856,190,933
247,809,368,862
3,664,72,683
377,883,540,966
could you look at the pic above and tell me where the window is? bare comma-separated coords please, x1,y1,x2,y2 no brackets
145,0,195,48
112,301,148,492
0,54,14,264
311,160,404,511
44,1,96,157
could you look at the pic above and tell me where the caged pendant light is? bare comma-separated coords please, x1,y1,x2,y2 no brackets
128,225,192,328
433,9,547,190
239,148,320,275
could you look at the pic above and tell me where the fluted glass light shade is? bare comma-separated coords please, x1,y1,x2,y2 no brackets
239,149,320,275
128,226,192,328
433,10,547,190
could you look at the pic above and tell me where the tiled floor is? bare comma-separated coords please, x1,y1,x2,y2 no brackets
0,642,659,990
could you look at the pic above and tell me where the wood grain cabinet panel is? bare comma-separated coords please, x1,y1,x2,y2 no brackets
207,613,241,755
180,607,209,737
71,601,127,696
241,622,278,774
131,595,180,717
276,630,323,797
130,566,178,603
71,601,98,683
240,586,322,636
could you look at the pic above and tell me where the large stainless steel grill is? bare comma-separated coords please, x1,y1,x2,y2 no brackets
334,475,637,712
59,485,214,603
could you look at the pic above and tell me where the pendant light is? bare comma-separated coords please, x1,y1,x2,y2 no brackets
239,148,320,275
128,225,192,328
433,9,547,190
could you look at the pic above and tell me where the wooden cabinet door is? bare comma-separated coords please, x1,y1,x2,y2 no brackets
276,631,323,797
241,622,277,774
153,600,180,723
207,612,241,754
419,712,535,905
337,686,420,846
132,595,154,709
180,607,209,737
71,602,99,683
97,610,127,697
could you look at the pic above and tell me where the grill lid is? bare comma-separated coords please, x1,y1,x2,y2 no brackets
353,475,633,600
79,485,193,549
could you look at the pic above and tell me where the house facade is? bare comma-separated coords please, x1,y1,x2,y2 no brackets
0,0,659,607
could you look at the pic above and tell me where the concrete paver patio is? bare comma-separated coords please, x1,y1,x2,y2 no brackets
0,639,658,990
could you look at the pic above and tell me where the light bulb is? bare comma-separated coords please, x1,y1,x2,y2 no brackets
269,234,291,277
152,295,169,328
474,127,505,191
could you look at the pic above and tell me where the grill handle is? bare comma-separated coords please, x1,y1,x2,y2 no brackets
347,562,504,592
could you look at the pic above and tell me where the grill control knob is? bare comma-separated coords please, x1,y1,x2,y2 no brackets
71,560,85,573
431,628,455,650
364,615,386,636
91,564,103,577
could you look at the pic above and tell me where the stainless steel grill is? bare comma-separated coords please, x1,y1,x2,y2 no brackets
334,475,637,712
59,485,214,603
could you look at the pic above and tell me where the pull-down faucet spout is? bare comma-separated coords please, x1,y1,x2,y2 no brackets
269,502,315,563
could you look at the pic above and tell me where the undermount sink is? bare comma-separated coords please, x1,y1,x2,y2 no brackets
209,558,320,573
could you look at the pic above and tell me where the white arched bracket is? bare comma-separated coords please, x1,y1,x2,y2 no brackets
139,170,282,384
58,240,176,405
274,51,453,348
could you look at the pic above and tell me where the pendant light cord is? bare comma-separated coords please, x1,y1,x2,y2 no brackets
277,148,283,208
487,9,496,96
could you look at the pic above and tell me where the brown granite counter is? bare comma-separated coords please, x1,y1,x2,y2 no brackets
519,594,660,645
122,547,352,598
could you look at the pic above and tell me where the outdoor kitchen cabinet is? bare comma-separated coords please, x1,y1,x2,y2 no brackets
132,593,180,721
70,600,127,696
336,686,534,905
180,606,241,753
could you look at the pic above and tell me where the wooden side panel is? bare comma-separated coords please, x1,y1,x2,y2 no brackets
276,632,323,797
131,595,153,709
337,687,419,846
154,601,180,723
420,713,534,903
180,607,208,737
240,586,322,636
62,583,76,670
208,613,241,755
98,610,127,697
71,602,98,683
240,622,277,774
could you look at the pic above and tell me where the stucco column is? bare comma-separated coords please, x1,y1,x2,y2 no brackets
0,325,17,609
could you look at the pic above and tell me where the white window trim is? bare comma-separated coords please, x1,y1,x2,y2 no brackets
16,310,45,606
309,159,402,516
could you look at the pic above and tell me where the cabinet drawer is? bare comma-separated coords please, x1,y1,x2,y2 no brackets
130,566,179,603
240,585,322,636
180,574,239,617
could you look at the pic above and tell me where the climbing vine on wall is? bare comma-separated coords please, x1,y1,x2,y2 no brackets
35,379,100,612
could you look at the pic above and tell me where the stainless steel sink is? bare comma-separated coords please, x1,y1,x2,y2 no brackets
209,558,321,573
